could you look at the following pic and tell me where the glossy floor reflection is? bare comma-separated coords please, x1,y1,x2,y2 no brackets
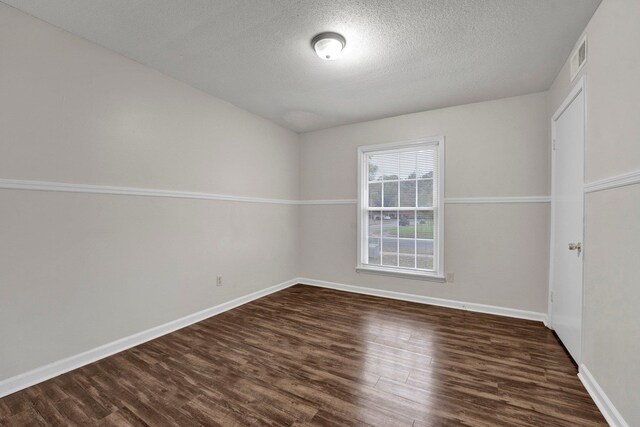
0,285,606,426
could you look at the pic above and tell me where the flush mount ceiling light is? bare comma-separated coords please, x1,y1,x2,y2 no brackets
311,32,346,60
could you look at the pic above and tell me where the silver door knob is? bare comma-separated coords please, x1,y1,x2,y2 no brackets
568,242,582,251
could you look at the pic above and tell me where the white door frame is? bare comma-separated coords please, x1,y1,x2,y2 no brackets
548,75,586,363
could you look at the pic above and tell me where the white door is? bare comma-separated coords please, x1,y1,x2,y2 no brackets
550,77,585,363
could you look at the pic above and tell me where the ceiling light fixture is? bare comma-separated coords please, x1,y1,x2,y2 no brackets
311,32,346,61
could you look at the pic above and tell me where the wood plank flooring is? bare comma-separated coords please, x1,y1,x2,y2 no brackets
1,285,606,426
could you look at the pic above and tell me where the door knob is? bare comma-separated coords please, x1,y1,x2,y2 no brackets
568,242,582,254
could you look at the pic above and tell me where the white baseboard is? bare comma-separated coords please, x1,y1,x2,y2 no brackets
5,276,623,427
297,277,548,324
578,364,629,427
0,276,550,399
0,278,297,398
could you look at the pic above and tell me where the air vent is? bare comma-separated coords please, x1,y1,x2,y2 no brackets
570,36,587,81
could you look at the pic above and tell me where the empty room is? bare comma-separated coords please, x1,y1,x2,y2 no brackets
1,0,638,426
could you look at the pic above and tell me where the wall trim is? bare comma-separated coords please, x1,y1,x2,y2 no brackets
0,278,297,399
0,278,622,426
0,178,299,205
444,196,551,204
298,199,357,205
301,197,552,204
0,277,553,399
1,179,553,205
301,197,552,205
584,169,640,193
578,364,630,427
297,277,548,325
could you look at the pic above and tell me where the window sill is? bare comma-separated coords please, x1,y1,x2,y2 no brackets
355,265,446,283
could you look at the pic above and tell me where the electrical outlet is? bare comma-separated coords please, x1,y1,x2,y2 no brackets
216,275,223,287
446,272,455,283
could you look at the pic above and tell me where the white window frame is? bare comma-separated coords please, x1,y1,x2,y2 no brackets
356,136,445,282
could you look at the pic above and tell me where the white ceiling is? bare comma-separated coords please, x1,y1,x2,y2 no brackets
3,0,601,132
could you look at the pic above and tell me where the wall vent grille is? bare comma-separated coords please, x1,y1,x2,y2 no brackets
570,36,587,81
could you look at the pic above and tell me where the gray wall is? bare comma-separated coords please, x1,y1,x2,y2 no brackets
299,92,550,313
548,0,640,424
0,4,299,381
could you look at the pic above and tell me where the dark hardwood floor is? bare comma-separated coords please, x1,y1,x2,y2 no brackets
0,285,606,426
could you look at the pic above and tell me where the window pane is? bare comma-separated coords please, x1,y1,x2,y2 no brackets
368,211,381,237
417,150,435,179
381,238,398,267
417,179,433,207
416,211,434,239
399,180,416,207
369,182,382,207
399,151,417,180
368,155,383,181
382,212,398,237
383,182,398,207
368,238,381,265
399,238,415,254
417,240,434,270
399,255,415,268
399,238,415,268
382,153,399,180
398,211,415,238
398,224,416,268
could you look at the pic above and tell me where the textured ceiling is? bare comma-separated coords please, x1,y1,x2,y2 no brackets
3,0,601,132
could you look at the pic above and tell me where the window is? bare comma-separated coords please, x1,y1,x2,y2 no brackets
357,137,444,281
